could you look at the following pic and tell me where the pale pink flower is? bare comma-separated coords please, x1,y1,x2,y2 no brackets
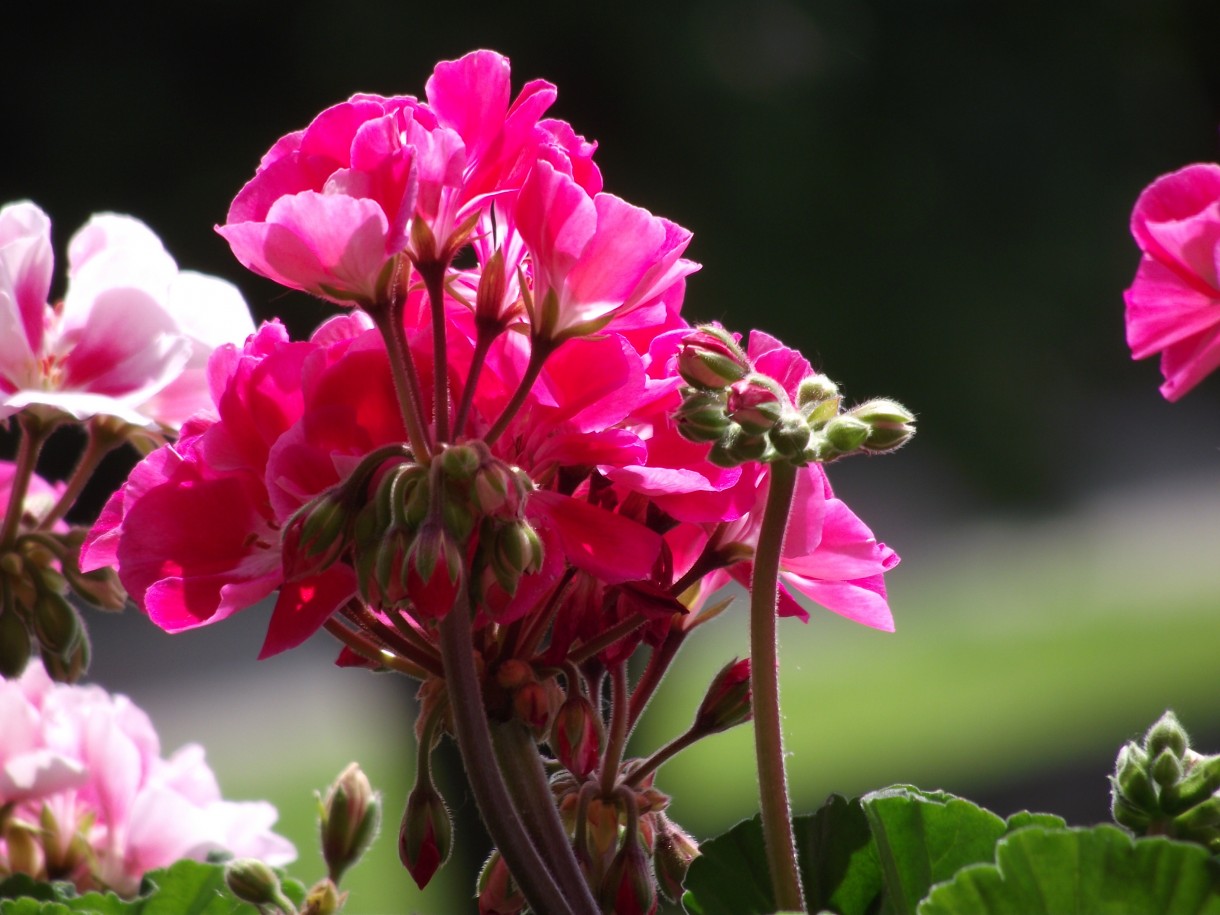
1125,163,1220,400
0,661,294,896
0,202,254,428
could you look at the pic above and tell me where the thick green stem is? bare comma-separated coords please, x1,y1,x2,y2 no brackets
491,719,600,914
749,459,805,912
437,591,577,915
368,298,432,462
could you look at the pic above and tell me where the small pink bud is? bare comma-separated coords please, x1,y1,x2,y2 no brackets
694,658,752,735
676,326,750,389
726,375,785,435
399,780,453,890
405,522,464,620
552,694,602,779
848,398,916,454
513,680,554,736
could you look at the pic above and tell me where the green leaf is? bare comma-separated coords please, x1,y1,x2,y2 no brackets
1002,811,1067,834
682,795,884,915
0,876,66,902
137,860,265,915
918,824,1220,914
861,785,1007,915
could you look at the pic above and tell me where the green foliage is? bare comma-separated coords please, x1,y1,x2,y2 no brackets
682,785,1220,915
919,825,1220,915
0,860,306,915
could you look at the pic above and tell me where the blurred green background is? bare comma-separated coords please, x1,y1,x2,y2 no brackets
6,0,1220,911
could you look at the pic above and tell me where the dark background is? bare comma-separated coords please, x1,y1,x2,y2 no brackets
6,2,1220,908
7,0,1220,516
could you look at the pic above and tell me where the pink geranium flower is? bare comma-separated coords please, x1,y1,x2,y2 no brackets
0,661,294,896
0,202,254,428
1125,163,1220,400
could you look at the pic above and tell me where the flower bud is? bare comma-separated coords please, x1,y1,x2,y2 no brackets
823,414,871,455
768,411,812,460
513,680,554,736
320,763,382,884
1145,711,1190,759
0,603,32,679
399,780,453,890
440,442,482,481
39,632,90,684
600,833,657,915
477,850,526,915
676,326,750,389
727,376,785,435
673,388,731,444
694,658,752,735
32,590,80,656
283,490,353,580
849,398,916,454
653,815,699,903
1151,748,1183,789
405,522,464,620
300,878,347,915
552,694,602,780
224,858,296,914
4,818,43,878
63,564,127,612
796,373,839,409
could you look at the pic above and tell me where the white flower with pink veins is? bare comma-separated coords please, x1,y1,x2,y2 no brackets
0,201,254,430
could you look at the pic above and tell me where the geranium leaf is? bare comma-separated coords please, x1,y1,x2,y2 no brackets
860,785,1007,915
918,824,1220,914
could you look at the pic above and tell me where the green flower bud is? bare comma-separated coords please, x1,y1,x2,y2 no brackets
320,763,382,885
299,878,347,915
600,833,656,915
439,443,481,481
224,858,296,914
31,591,80,656
1145,711,1190,759
676,326,750,389
0,603,32,679
653,815,700,903
824,415,871,454
477,850,526,915
1151,749,1184,789
768,411,812,459
796,373,840,409
40,628,90,684
673,388,731,444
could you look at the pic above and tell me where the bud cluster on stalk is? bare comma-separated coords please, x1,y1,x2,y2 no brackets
1111,710,1220,851
282,441,544,623
0,528,122,682
673,324,914,467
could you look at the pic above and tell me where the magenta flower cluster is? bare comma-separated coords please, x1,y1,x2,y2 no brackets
81,50,899,662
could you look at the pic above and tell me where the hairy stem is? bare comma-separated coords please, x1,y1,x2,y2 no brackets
749,459,805,912
37,418,125,531
368,293,432,462
418,261,451,444
437,591,578,915
483,338,553,447
2,415,55,548
491,719,600,913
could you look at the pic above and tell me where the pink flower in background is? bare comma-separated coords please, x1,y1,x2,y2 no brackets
1125,163,1220,400
0,202,254,428
0,661,294,896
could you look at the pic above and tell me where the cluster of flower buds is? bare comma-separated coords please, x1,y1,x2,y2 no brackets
1111,710,1220,851
0,528,124,682
674,325,914,467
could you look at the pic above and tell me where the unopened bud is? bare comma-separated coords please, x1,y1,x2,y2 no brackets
399,780,453,890
849,398,916,454
552,694,602,779
823,414,871,455
405,522,464,620
796,373,839,409
1145,711,1190,759
513,680,554,736
477,850,526,915
63,564,127,611
224,858,296,914
0,605,32,679
4,819,42,877
674,388,731,444
32,590,80,656
676,326,750,390
768,411,812,459
284,490,352,580
300,878,347,915
600,833,657,915
1151,749,1183,789
440,443,482,481
320,763,382,884
694,658,752,735
39,631,90,684
727,376,785,435
653,816,700,903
